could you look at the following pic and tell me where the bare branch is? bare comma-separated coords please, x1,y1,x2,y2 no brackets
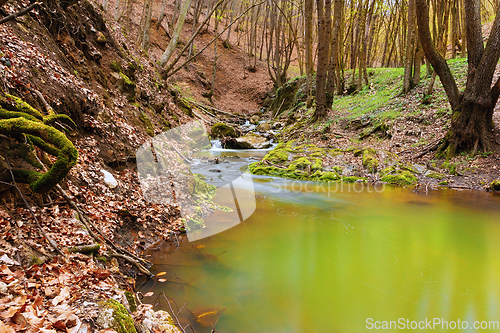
0,2,41,25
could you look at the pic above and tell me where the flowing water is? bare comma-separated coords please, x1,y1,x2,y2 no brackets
138,147,500,332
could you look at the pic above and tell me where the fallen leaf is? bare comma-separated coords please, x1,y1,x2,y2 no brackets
0,320,15,333
52,286,70,306
0,306,20,318
143,292,154,297
158,279,166,283
156,272,167,277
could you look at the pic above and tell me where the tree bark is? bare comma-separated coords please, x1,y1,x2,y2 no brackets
314,0,329,119
416,0,500,155
158,0,193,67
305,0,314,107
403,0,416,93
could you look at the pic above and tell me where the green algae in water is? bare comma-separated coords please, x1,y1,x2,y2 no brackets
141,177,500,332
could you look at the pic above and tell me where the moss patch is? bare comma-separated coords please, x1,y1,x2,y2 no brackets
490,180,500,191
211,122,237,138
362,148,378,173
97,299,136,333
139,112,154,137
381,170,417,186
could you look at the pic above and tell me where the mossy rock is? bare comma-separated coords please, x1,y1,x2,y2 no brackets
288,157,311,171
262,149,289,164
320,171,341,182
362,148,378,173
96,299,136,333
424,170,446,180
211,122,237,138
490,180,500,191
381,171,417,186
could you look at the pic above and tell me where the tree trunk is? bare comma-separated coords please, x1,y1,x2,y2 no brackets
416,0,500,156
314,0,329,119
305,0,314,107
403,0,416,93
159,0,193,67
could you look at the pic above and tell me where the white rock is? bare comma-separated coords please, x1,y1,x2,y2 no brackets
143,310,181,333
101,169,118,189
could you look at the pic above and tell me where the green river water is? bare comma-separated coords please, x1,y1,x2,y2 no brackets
138,149,500,332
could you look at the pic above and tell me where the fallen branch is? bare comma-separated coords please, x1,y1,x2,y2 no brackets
55,184,154,277
69,243,100,254
0,2,41,25
411,138,442,159
108,253,154,278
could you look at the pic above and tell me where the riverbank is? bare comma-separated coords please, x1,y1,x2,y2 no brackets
240,60,500,192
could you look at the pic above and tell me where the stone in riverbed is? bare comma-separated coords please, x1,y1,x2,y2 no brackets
142,310,181,333
96,299,136,333
250,115,260,125
211,122,238,138
235,133,271,149
257,122,271,132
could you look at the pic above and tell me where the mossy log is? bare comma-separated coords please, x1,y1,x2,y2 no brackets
0,95,78,193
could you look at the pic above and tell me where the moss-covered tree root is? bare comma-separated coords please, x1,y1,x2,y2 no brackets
0,95,78,193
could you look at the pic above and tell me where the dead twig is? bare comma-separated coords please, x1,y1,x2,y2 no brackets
0,2,41,25
161,293,187,333
211,308,225,333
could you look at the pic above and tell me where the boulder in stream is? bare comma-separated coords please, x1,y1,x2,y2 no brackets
223,133,271,149
211,122,238,138
257,122,271,132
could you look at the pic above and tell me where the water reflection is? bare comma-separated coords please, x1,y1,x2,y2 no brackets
139,154,500,332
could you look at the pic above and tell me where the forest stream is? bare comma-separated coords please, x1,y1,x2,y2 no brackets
138,144,500,332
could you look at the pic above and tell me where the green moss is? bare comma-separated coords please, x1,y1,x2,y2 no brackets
98,299,136,333
381,171,417,186
425,171,446,180
332,166,343,174
110,60,122,73
139,112,154,137
0,116,78,193
119,72,135,88
320,172,340,182
290,157,311,170
343,176,366,183
311,158,323,171
490,180,500,191
1,94,44,119
263,149,288,164
362,148,378,173
211,122,237,138
124,291,137,313
351,148,364,157
192,173,216,199
438,180,449,186
249,162,286,177
380,166,395,177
